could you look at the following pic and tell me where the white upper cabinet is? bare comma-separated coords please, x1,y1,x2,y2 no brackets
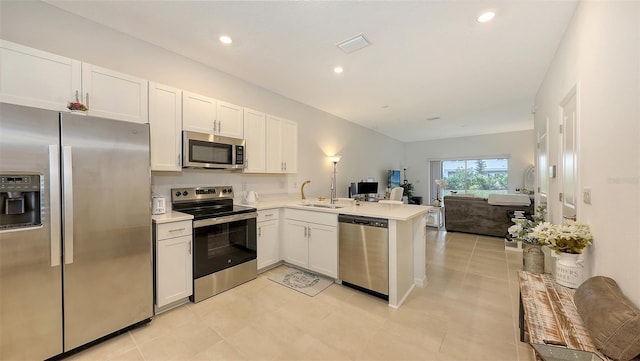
1,40,81,112
266,115,297,173
81,64,148,124
182,91,217,134
266,115,284,173
216,100,244,139
0,40,148,124
243,108,267,173
182,93,243,138
282,119,298,174
149,82,182,171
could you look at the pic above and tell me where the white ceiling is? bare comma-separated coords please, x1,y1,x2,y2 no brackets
45,0,578,142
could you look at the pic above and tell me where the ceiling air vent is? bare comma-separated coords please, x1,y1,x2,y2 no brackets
336,34,371,54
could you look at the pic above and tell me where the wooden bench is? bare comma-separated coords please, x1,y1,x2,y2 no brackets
517,271,611,361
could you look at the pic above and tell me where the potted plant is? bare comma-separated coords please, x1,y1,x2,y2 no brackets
401,180,413,203
68,92,88,112
529,220,593,287
507,205,546,273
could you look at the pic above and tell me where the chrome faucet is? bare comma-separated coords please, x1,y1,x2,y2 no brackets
301,180,311,201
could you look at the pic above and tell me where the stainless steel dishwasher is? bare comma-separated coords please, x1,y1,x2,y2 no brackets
338,214,389,299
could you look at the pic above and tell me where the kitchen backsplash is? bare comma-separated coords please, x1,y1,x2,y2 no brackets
152,170,298,210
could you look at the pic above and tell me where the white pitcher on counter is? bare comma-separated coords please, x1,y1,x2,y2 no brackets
244,190,259,204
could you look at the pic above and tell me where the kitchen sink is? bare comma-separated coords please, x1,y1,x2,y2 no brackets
299,203,346,209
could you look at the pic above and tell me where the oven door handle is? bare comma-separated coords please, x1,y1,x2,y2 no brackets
193,212,258,228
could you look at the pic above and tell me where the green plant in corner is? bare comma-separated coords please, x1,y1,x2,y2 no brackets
401,180,413,200
400,168,413,200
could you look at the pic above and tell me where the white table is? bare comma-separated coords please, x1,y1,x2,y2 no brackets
426,206,444,229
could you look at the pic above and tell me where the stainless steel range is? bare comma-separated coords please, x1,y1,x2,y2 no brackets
171,186,257,302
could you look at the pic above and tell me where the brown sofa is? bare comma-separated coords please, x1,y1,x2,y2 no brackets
443,195,533,237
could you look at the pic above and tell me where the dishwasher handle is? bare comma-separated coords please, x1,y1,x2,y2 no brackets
338,214,388,228
353,219,371,225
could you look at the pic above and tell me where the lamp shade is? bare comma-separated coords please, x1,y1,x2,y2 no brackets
329,155,341,163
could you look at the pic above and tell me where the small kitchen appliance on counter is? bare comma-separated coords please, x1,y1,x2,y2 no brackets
171,186,257,302
152,194,166,215
244,190,259,204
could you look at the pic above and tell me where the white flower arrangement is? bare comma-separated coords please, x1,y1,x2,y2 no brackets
508,218,538,244
507,205,547,245
434,179,446,201
528,221,593,254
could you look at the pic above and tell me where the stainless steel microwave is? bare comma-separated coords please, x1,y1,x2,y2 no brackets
182,131,245,170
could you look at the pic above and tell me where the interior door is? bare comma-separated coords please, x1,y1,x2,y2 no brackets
560,87,578,222
537,120,548,210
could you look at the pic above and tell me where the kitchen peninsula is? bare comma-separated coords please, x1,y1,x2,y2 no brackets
255,199,431,308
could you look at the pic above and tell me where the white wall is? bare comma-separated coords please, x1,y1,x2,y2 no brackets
534,2,640,305
0,1,403,204
403,130,536,203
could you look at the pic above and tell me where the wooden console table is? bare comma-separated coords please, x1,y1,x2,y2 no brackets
517,271,610,361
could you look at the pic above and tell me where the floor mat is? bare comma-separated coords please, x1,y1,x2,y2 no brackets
268,267,333,297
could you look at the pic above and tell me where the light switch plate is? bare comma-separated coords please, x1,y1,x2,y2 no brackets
583,187,592,204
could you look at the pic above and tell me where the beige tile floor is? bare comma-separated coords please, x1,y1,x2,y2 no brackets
66,229,535,361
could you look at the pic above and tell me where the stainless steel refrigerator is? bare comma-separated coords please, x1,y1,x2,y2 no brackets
0,103,153,360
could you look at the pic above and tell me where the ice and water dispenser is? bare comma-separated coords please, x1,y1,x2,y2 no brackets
0,174,42,230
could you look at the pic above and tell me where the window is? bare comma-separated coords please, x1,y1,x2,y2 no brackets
441,158,508,198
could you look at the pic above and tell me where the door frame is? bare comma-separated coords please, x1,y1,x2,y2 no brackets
558,84,580,224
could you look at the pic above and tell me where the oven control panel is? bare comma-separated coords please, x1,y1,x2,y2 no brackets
172,186,234,202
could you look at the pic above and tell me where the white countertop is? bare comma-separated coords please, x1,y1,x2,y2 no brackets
152,198,429,222
246,198,431,221
152,211,194,223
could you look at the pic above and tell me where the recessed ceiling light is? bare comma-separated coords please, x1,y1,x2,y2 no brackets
334,66,344,74
219,35,233,45
477,11,495,23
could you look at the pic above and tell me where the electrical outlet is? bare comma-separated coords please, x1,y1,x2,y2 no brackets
241,182,247,191
583,187,592,204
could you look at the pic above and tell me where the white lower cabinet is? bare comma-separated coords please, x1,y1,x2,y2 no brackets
154,220,193,312
283,209,337,278
257,209,280,270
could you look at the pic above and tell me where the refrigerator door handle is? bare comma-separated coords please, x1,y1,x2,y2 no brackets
49,144,61,267
63,146,74,265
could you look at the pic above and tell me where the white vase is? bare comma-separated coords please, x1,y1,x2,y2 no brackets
552,252,585,288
